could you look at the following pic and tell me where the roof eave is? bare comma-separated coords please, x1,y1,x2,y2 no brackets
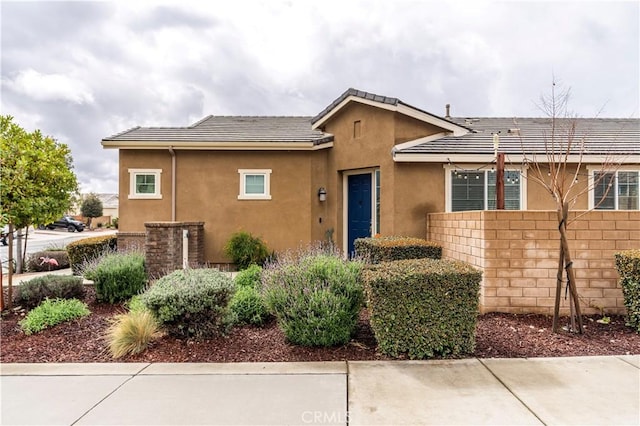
311,95,468,137
393,152,640,164
101,140,334,151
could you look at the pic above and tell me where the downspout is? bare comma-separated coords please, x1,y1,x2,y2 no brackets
169,147,176,221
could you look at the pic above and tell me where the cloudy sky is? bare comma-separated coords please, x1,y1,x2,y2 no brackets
1,0,638,194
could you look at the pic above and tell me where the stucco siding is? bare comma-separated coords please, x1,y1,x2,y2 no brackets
120,150,316,263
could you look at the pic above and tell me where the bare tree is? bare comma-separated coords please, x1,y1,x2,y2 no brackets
521,81,620,334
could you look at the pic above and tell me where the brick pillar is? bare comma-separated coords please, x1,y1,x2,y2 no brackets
144,222,204,279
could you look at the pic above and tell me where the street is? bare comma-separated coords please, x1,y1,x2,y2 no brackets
1,228,116,272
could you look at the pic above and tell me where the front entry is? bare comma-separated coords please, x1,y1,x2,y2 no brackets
347,173,372,256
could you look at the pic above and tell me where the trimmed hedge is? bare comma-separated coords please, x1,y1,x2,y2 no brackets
615,249,640,333
67,235,117,274
354,236,442,263
14,274,86,309
362,258,481,359
141,268,235,339
26,250,70,272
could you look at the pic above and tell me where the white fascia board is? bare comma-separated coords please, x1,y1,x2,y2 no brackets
393,152,640,164
311,96,397,130
101,141,333,151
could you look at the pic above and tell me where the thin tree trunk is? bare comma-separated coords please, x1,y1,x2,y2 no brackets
22,227,29,271
0,258,4,310
557,203,584,334
553,241,564,333
7,224,14,309
16,229,23,274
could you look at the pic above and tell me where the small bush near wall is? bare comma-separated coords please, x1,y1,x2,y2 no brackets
26,250,70,272
224,231,270,270
83,252,147,304
362,258,481,359
262,246,363,347
615,249,640,333
141,268,235,339
67,235,117,275
354,236,442,264
14,275,85,309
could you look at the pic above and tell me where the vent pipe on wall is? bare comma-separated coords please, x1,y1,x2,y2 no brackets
445,104,451,119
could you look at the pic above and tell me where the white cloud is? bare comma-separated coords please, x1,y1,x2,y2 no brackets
4,68,95,105
0,0,637,194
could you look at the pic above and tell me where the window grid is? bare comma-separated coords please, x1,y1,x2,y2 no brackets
451,170,521,212
594,171,639,210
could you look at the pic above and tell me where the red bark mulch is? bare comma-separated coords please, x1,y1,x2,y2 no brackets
2,287,638,363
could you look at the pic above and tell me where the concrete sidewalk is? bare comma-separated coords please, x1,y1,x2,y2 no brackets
1,356,638,425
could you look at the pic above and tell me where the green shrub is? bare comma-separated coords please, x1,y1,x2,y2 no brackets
125,294,148,314
83,252,147,304
262,246,363,346
234,264,263,289
362,258,481,359
14,275,85,309
67,235,117,274
25,250,70,272
19,298,90,335
141,268,235,339
354,236,442,263
230,286,268,326
615,249,640,333
224,231,269,270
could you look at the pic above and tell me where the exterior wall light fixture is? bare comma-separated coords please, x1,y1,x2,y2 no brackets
318,187,327,202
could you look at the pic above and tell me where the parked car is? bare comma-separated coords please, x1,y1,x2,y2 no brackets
41,216,85,232
1,225,13,246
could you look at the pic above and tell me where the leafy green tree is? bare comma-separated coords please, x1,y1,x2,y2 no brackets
0,115,79,309
81,193,103,228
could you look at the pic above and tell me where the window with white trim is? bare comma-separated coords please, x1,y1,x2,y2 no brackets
128,169,162,199
591,169,639,210
238,169,272,200
446,167,524,212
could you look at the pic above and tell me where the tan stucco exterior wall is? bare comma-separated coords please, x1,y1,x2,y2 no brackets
318,103,449,248
427,210,639,315
526,164,590,210
120,150,320,263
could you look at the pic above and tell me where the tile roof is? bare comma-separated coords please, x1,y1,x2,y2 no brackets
396,117,640,157
103,116,333,145
311,88,468,133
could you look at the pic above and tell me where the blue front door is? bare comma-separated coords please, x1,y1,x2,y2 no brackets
347,173,372,256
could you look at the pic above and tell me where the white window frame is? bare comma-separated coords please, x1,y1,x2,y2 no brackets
444,164,527,212
128,169,162,199
588,166,640,210
238,169,272,200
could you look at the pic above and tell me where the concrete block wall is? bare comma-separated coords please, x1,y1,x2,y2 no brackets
427,210,639,315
